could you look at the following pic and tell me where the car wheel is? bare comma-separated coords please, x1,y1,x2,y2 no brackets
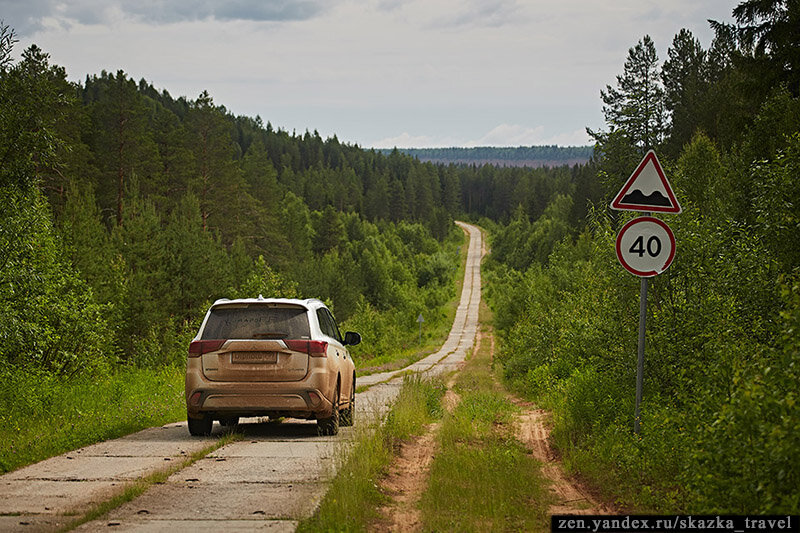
187,413,213,436
219,416,239,427
340,377,355,427
317,383,340,436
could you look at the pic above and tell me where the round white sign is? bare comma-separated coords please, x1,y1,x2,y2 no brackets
615,216,676,277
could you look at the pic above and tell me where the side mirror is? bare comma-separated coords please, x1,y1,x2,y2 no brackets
344,331,361,346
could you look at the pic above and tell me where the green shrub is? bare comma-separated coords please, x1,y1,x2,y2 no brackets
0,187,115,376
685,275,800,513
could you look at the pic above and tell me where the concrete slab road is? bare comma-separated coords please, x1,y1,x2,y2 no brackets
0,222,484,532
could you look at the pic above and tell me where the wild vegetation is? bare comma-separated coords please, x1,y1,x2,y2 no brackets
304,304,553,532
0,365,185,473
1,0,797,512
485,0,800,513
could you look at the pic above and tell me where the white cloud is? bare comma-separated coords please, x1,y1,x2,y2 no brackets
466,124,592,147
370,124,591,148
371,132,446,149
427,0,525,29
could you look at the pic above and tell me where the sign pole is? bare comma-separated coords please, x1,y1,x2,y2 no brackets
634,277,647,435
611,149,681,436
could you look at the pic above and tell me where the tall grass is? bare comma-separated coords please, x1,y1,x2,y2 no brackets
0,364,185,473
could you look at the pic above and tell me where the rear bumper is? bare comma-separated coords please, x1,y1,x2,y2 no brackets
187,388,333,420
185,358,336,420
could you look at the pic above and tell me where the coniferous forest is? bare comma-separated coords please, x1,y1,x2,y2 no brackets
486,1,800,514
1,0,799,512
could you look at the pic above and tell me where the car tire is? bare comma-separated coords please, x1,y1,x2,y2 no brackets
219,416,239,427
188,413,213,436
340,377,355,427
317,384,340,436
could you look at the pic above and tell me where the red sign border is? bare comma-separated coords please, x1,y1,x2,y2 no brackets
615,216,676,277
611,150,682,214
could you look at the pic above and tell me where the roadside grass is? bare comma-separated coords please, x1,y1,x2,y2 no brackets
0,365,185,474
297,374,446,533
59,431,240,532
419,303,552,532
354,227,468,375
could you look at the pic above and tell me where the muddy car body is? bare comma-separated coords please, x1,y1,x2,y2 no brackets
185,297,360,436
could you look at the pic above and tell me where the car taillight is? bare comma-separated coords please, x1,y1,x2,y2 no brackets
189,391,203,406
188,339,227,357
285,339,328,357
307,340,328,357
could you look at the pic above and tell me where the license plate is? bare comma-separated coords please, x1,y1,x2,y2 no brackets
230,351,277,364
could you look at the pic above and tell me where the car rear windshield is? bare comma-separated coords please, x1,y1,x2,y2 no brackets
201,305,311,340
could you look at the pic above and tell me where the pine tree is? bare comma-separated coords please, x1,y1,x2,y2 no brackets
151,102,194,207
312,205,345,254
662,29,708,156
60,180,125,306
595,35,667,152
185,90,241,232
440,167,461,215
90,70,159,226
163,193,232,320
110,182,169,360
713,0,800,96
281,191,314,262
0,43,76,192
240,138,291,262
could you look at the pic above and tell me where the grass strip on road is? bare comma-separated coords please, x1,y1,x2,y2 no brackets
59,431,240,532
297,374,446,533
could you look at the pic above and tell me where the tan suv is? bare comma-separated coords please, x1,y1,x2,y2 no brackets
185,297,360,436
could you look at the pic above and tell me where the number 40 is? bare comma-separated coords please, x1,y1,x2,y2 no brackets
629,235,662,257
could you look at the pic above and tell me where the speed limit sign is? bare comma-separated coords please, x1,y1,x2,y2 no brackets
615,216,676,277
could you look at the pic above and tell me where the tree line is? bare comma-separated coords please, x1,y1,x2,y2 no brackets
383,145,593,167
486,0,799,513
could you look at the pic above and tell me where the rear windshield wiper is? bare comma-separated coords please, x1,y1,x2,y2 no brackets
252,332,288,339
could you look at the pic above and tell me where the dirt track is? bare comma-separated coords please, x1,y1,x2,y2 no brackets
0,222,483,532
370,314,611,532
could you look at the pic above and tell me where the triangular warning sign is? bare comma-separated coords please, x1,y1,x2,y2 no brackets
611,150,681,213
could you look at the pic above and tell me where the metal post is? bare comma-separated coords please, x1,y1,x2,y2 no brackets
634,277,648,434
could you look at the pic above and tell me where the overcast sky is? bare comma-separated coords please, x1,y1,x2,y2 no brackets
2,0,736,148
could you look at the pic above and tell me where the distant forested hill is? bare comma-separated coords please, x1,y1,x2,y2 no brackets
379,145,593,167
